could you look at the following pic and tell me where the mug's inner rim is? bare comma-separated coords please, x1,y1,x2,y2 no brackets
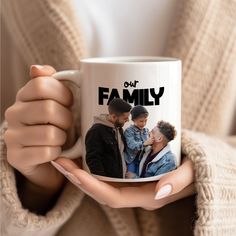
80,56,180,64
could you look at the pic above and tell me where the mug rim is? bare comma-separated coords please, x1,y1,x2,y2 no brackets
80,56,180,64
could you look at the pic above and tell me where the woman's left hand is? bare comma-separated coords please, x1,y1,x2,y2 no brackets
51,157,196,210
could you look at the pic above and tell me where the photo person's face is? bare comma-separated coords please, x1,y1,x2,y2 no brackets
114,112,130,127
133,117,148,129
151,127,163,143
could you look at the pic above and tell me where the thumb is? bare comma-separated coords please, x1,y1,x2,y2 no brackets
30,64,56,78
154,159,194,200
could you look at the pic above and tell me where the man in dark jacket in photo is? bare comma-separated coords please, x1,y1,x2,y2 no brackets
85,98,132,178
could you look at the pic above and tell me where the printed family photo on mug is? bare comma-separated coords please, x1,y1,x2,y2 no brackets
85,98,177,181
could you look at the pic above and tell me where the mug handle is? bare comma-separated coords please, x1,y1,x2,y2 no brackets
52,70,83,159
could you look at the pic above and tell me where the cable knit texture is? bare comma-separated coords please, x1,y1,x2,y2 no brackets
1,0,236,236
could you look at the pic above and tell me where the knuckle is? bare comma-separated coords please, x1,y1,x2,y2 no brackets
41,146,61,162
3,129,13,145
33,77,51,97
7,153,15,167
45,125,66,144
15,86,25,100
59,130,67,144
45,125,57,142
42,146,52,158
40,147,52,162
4,106,15,121
6,149,17,167
44,100,56,118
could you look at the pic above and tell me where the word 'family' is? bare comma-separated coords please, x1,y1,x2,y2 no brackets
98,85,164,106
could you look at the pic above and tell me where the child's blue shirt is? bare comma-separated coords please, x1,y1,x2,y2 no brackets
124,125,149,164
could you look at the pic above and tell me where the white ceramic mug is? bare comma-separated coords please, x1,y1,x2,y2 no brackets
52,56,181,182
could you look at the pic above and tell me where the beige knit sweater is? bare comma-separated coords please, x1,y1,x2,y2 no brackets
1,0,236,235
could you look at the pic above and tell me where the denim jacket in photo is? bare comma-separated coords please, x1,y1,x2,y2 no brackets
138,144,177,177
124,125,149,164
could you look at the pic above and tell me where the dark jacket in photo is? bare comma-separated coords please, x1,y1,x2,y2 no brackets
85,114,127,178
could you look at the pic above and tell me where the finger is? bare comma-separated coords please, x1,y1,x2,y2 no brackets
52,158,108,205
55,157,80,171
154,159,195,199
7,146,61,169
4,125,66,147
55,158,165,208
16,76,73,107
55,158,137,188
55,158,132,189
157,183,196,207
30,65,56,78
5,100,73,130
142,183,196,210
54,158,124,207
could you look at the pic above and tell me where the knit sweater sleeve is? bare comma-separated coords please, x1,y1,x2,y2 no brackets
0,120,85,236
181,129,236,235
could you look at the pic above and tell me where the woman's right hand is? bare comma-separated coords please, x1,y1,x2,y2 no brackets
4,65,73,194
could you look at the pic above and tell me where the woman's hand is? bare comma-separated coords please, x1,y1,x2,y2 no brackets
51,156,196,210
4,65,73,194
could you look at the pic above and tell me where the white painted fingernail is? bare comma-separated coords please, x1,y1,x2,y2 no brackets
66,172,81,185
51,161,67,175
31,65,44,70
154,184,172,200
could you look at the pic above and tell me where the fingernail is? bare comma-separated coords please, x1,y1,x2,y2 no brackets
31,65,44,70
66,172,81,185
51,161,68,175
154,184,172,200
51,161,81,185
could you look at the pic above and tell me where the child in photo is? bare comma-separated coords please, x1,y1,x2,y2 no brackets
124,105,154,178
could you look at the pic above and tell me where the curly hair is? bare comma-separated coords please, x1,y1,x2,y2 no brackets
157,120,177,142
